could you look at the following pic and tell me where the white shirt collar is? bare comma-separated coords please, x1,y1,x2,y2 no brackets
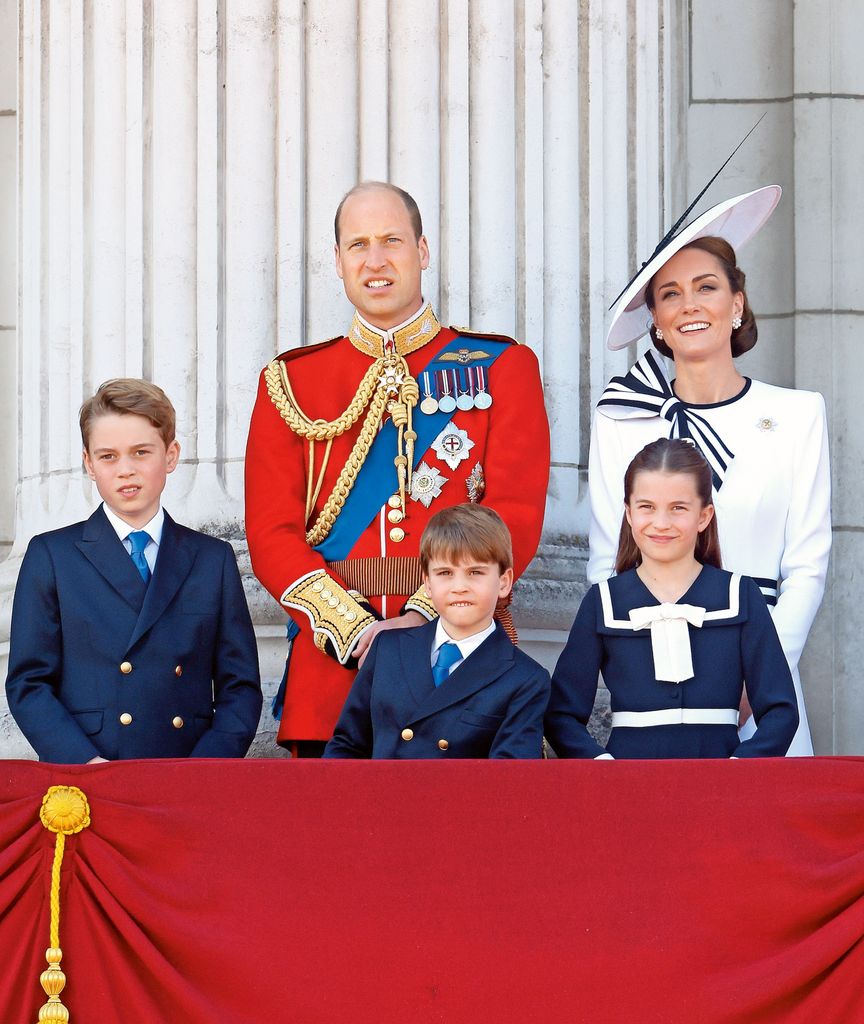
432,619,497,665
102,503,165,547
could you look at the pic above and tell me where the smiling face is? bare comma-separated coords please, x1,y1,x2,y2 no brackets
334,186,430,329
625,469,714,572
83,413,180,527
423,558,513,641
648,246,744,363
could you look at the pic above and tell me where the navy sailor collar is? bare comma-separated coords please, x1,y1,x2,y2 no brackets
596,565,747,635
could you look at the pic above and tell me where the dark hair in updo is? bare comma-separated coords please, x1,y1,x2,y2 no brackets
614,437,721,574
645,235,757,359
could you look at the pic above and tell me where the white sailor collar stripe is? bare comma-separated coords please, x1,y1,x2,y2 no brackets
597,573,743,633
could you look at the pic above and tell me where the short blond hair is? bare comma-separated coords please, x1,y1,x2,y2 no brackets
420,504,513,574
79,379,176,450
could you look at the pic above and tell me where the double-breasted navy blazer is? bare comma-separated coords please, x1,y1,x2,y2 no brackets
323,620,550,759
5,506,262,763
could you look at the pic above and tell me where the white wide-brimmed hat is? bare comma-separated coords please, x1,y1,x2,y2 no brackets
606,184,782,351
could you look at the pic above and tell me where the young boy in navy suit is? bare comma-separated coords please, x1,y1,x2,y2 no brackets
324,505,550,759
5,379,262,763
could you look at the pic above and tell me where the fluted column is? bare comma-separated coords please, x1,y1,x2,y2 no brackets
1,0,674,758
790,0,864,753
0,0,19,559
11,0,257,548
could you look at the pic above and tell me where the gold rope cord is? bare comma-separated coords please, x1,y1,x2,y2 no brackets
36,785,92,1023
307,437,334,525
269,359,382,440
266,355,419,547
305,388,391,547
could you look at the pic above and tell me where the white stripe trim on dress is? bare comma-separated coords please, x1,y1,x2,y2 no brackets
598,574,741,630
611,708,739,728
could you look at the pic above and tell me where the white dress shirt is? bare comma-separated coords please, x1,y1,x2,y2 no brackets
431,620,497,678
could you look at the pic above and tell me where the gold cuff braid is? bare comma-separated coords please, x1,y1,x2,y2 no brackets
403,586,438,621
281,571,376,664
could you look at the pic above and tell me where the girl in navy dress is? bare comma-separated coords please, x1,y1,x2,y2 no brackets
545,438,798,759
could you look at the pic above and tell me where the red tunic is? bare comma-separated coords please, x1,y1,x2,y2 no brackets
245,307,550,743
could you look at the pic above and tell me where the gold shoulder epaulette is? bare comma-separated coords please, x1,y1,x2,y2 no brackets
449,326,521,345
276,336,343,364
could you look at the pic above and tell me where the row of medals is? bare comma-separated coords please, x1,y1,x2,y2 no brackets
418,369,492,415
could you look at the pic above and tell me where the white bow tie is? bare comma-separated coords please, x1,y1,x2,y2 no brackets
628,603,706,683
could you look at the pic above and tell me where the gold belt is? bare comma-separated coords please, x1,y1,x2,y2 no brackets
327,557,424,598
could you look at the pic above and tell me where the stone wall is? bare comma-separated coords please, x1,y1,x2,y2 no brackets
1,0,860,757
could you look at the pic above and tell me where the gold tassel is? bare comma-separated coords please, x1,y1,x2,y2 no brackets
36,786,92,1023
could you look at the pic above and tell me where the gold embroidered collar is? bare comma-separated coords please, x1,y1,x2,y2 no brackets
348,303,441,358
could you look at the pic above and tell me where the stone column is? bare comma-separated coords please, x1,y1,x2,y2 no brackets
685,0,863,752
520,0,670,679
0,0,16,560
0,0,674,757
790,0,864,754
0,0,271,756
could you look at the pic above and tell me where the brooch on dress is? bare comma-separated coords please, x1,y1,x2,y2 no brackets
756,416,778,432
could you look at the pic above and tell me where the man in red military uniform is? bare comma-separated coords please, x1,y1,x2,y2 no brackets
245,182,550,754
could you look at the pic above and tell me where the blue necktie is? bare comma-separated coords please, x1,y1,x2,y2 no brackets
127,530,151,583
432,641,462,687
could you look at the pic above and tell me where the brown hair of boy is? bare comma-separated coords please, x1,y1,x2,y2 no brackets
614,437,722,574
420,504,513,575
79,379,176,450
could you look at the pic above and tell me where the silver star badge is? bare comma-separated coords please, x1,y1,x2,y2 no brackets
378,367,405,394
410,461,448,508
431,425,475,470
466,462,485,503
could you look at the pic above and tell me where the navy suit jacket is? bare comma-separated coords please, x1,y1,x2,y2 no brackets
5,506,262,763
323,620,550,759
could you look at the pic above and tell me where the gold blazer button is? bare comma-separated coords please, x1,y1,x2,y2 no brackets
389,527,405,543
387,508,404,524
388,495,402,509
120,661,133,674
437,739,449,751
119,713,133,726
172,716,184,729
401,728,414,741
175,665,183,677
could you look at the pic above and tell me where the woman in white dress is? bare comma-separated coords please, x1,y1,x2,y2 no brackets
589,186,831,755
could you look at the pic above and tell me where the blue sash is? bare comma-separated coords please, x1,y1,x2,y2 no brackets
314,336,510,562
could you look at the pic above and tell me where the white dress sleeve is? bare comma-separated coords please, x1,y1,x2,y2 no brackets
772,390,831,672
587,410,627,584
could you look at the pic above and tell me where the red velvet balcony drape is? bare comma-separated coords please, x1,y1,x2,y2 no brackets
2,758,863,1023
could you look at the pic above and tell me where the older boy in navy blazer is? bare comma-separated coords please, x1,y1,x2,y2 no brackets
6,379,262,763
324,505,550,759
